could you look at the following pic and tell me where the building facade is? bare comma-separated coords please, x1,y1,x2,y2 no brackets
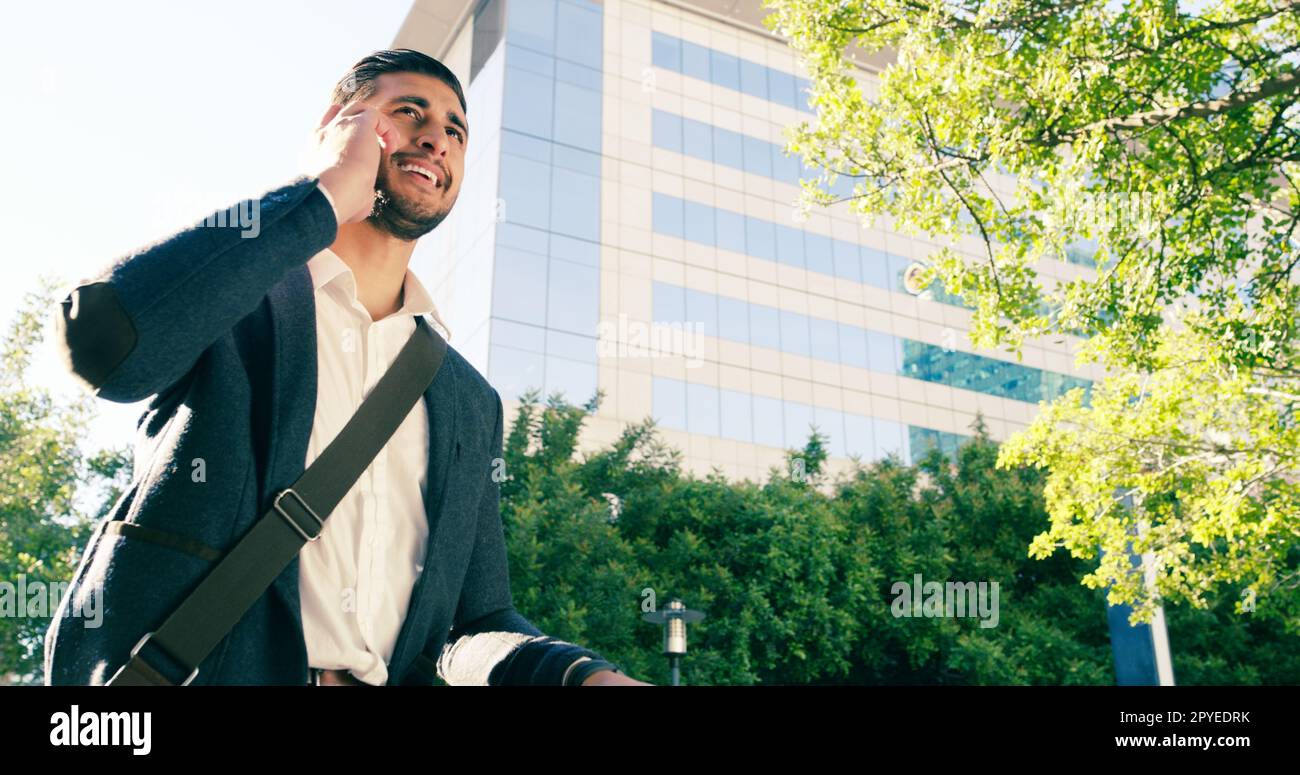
395,0,1102,481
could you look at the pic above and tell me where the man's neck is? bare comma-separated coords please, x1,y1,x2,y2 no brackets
329,221,416,321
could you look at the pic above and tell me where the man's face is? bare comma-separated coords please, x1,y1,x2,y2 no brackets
349,71,468,241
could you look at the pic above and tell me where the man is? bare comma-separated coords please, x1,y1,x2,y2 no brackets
43,49,649,686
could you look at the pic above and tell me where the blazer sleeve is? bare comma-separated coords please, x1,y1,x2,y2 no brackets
53,175,339,403
435,388,621,686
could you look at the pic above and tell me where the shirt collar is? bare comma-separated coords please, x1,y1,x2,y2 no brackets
306,249,451,339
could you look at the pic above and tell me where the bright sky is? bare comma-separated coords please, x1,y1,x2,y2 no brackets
0,0,415,456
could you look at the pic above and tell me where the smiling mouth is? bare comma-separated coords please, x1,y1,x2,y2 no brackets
397,162,443,189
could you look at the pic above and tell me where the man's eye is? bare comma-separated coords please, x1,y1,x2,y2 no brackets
448,128,463,142
398,107,420,119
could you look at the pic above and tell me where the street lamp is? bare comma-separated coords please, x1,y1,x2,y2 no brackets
642,598,705,686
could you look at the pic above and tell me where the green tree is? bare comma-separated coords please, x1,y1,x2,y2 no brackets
0,282,131,683
767,0,1300,627
497,394,1296,684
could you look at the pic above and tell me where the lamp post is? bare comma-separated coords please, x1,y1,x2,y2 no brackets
642,598,705,686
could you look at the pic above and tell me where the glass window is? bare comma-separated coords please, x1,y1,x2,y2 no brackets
550,233,599,267
507,0,556,55
749,303,781,351
887,252,911,293
553,81,601,152
804,232,834,275
545,355,598,405
774,225,805,269
683,200,715,245
492,317,545,352
653,109,683,154
843,414,872,459
779,309,810,356
552,143,601,176
743,135,774,179
838,323,867,369
503,68,554,139
556,57,602,91
653,281,685,325
833,239,862,283
681,40,711,82
712,127,743,170
546,328,597,362
719,388,753,442
497,222,549,254
909,427,939,459
900,339,927,382
752,395,784,448
745,216,775,262
507,44,554,78
682,117,713,162
555,1,602,69
830,175,856,199
550,167,600,241
796,77,815,112
767,68,796,109
809,317,839,363
860,246,890,290
686,382,720,436
710,50,740,91
490,345,545,400
813,407,847,458
717,295,749,345
653,376,687,430
547,258,599,335
501,129,551,162
685,288,718,339
653,192,684,239
873,418,906,460
500,154,552,230
651,32,681,72
740,59,767,99
772,148,801,186
866,331,900,374
492,247,548,326
715,208,746,254
784,401,814,450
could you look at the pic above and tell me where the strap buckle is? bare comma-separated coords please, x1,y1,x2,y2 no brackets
274,488,324,542
129,631,199,686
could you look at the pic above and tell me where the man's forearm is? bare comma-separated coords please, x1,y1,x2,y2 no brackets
56,175,338,402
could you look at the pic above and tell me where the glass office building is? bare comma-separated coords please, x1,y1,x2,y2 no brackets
397,0,1102,481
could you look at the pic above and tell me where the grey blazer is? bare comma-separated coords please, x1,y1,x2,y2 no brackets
43,175,616,686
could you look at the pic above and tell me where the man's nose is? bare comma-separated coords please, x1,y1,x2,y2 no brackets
416,131,450,157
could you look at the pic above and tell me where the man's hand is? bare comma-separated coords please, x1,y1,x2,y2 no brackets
305,102,400,225
582,670,653,686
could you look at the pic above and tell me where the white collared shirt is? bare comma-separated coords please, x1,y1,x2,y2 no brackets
299,247,450,686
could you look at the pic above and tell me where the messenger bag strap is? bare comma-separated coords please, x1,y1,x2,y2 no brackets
108,316,447,686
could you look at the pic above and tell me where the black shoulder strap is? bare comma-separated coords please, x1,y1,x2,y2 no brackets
108,316,447,686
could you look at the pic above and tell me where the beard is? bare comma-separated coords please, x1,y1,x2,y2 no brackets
366,159,452,241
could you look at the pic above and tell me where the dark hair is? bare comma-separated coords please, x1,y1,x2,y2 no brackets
330,49,467,115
